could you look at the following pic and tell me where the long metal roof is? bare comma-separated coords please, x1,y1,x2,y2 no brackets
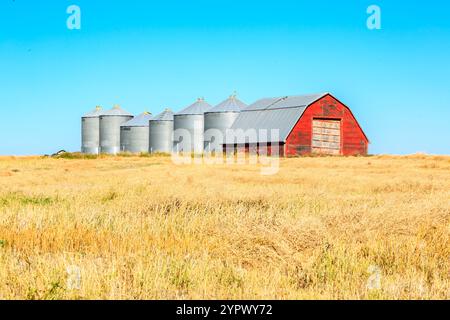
176,98,212,115
151,108,174,121
82,106,104,118
206,95,247,113
121,112,153,127
229,93,328,143
244,93,327,111
102,105,133,117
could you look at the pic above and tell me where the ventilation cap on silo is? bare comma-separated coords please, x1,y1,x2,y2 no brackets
102,104,133,117
176,98,212,115
151,108,174,121
206,93,248,113
83,105,104,118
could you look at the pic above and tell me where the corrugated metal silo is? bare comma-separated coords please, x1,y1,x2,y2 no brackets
99,105,133,154
174,98,212,154
204,95,247,151
149,108,174,154
120,112,153,153
81,106,103,154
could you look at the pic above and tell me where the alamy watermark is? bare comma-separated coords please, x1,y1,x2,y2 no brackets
366,265,382,290
367,5,382,30
67,5,81,30
172,128,281,176
66,265,82,290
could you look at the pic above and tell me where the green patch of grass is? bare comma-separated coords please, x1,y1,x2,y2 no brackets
139,152,170,158
49,151,171,160
101,191,118,202
117,152,171,158
0,192,57,206
116,152,135,157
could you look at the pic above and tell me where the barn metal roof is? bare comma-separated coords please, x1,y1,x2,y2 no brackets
229,93,328,143
206,95,247,113
82,106,104,118
121,112,153,127
244,93,327,111
151,108,174,121
102,105,134,117
176,98,212,115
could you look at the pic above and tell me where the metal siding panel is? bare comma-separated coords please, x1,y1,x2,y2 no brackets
121,126,149,153
204,112,240,145
81,117,100,154
149,120,174,153
100,115,133,154
173,114,204,153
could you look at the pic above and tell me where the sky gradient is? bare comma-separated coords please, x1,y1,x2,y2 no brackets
0,0,449,155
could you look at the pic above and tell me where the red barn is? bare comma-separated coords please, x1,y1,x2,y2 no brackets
225,93,369,157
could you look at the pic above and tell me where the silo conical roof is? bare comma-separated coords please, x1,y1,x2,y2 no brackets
207,95,247,113
82,106,104,118
176,98,212,115
151,108,174,121
102,104,133,117
121,112,153,127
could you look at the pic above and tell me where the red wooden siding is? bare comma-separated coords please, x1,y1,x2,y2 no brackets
285,94,368,156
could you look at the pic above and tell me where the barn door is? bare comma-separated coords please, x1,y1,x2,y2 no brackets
312,119,341,155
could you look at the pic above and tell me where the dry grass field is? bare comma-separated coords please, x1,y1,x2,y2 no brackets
0,154,449,300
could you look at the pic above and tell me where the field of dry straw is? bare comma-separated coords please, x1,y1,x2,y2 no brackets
0,154,449,299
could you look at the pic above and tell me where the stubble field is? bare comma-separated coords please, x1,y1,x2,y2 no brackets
0,154,449,299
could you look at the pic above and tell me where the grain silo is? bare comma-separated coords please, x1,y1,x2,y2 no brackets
81,106,103,154
120,112,153,153
149,108,174,154
204,94,247,151
174,98,212,154
99,105,133,154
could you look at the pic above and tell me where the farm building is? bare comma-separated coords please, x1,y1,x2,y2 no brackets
81,93,368,157
149,108,175,154
173,98,212,154
99,105,133,154
120,112,153,153
204,95,247,152
81,106,103,155
224,93,368,157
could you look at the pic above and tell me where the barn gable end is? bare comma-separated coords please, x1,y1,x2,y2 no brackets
285,94,369,156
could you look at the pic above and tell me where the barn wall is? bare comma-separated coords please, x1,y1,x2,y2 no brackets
224,143,285,157
285,94,368,156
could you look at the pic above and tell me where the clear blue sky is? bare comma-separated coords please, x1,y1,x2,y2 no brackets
0,0,449,155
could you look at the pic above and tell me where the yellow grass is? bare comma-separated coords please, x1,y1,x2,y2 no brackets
0,155,449,300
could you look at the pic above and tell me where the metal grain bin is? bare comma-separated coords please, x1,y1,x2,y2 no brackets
204,95,247,151
174,98,212,154
99,105,133,154
149,108,174,154
81,106,103,154
120,112,153,153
